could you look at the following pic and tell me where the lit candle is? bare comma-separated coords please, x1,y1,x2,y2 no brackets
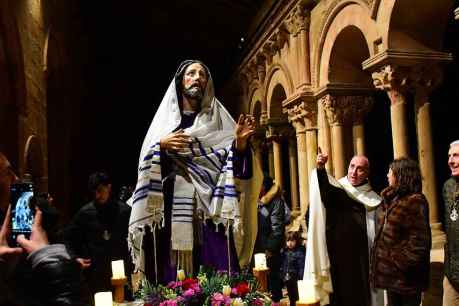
254,253,267,270
222,285,231,296
94,291,113,306
298,279,319,304
111,260,125,279
177,269,186,281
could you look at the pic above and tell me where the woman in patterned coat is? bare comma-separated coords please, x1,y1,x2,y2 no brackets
370,158,431,306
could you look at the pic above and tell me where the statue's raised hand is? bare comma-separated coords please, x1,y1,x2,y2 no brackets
235,114,256,151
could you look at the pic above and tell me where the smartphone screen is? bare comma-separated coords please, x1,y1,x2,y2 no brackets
9,182,34,244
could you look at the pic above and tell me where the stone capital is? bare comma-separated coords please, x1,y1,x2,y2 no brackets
287,3,311,36
266,124,291,142
320,94,355,126
409,64,443,97
372,64,443,105
349,96,374,125
455,7,459,20
371,64,411,93
286,99,317,131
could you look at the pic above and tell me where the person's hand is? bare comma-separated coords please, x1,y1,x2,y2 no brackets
76,257,91,269
235,114,256,151
0,206,23,258
317,147,328,169
17,209,49,254
160,129,192,152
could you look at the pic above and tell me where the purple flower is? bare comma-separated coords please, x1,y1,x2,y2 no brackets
253,298,264,306
183,288,195,297
159,300,178,306
167,281,182,289
211,293,231,306
190,282,201,294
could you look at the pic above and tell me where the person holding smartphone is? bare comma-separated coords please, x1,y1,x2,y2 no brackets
0,152,88,306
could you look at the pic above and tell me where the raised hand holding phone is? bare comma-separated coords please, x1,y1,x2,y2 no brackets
0,205,23,258
17,208,49,254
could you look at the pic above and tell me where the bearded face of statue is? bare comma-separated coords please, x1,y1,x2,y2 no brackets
181,63,208,101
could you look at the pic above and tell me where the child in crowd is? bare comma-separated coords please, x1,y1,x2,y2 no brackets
280,231,305,306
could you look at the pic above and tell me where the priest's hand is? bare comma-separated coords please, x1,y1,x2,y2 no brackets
160,129,192,152
235,114,256,152
317,147,328,169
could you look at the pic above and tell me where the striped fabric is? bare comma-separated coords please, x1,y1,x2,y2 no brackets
131,137,239,254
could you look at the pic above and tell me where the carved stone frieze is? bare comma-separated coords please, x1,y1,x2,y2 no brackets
261,42,275,65
256,54,266,83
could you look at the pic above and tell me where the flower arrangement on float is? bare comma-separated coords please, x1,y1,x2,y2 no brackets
137,266,272,306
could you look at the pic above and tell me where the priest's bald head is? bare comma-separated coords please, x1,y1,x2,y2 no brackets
347,155,369,186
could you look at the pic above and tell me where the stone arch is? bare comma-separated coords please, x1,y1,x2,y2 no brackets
315,1,378,86
378,0,454,51
265,64,293,120
328,25,372,86
249,88,263,126
23,135,46,191
0,1,27,167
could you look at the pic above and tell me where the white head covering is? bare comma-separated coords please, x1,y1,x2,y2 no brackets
138,60,235,162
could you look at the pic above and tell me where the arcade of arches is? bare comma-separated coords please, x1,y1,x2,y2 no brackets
1,0,459,305
221,0,459,304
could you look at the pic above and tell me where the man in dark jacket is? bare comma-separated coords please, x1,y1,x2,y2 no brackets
443,140,459,305
0,152,87,306
64,172,132,298
255,176,285,304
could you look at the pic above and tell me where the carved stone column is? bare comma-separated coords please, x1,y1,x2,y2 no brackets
288,3,311,90
372,65,411,158
288,134,299,212
267,127,284,189
287,107,308,218
322,94,353,178
251,132,265,173
411,65,444,246
317,99,333,174
268,146,275,178
303,102,318,183
350,96,374,156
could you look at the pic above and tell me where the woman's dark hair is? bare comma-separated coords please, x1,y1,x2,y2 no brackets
389,157,422,197
286,231,301,244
